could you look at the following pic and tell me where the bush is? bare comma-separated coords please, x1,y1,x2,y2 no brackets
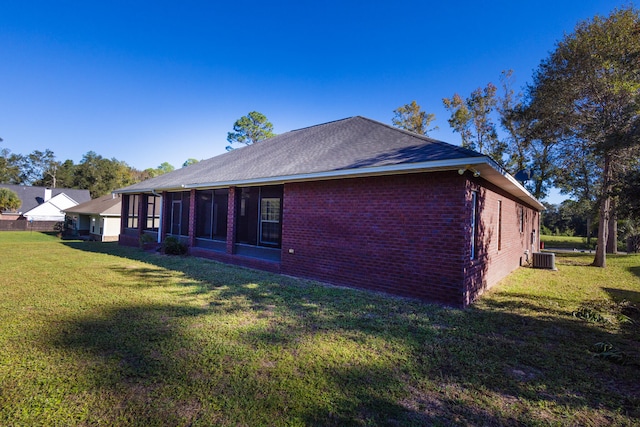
627,235,640,253
162,236,188,255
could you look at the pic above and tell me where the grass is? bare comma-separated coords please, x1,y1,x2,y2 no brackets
0,232,639,426
541,233,631,252
541,234,596,250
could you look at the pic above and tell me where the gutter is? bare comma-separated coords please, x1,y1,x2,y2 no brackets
114,156,545,211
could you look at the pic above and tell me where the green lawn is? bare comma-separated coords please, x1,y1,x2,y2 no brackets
541,234,596,250
1,232,639,426
541,233,632,252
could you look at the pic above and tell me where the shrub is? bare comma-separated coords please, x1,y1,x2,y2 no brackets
540,224,553,235
592,342,628,365
573,307,607,323
162,236,188,255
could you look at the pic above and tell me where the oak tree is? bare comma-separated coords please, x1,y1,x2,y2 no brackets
524,6,640,267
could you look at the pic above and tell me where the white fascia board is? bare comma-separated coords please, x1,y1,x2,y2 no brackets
184,157,491,189
472,159,545,211
114,186,186,195
115,156,544,211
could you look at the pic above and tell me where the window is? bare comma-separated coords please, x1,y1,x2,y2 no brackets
125,194,139,229
260,197,281,245
471,191,478,259
497,200,502,251
145,195,161,231
166,192,190,236
196,189,228,240
236,185,283,248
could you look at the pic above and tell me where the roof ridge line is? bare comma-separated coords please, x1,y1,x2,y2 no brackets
287,116,354,133
356,116,487,158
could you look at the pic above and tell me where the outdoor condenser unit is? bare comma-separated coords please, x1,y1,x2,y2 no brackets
533,252,557,270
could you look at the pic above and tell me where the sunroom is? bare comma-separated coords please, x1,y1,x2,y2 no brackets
123,184,283,263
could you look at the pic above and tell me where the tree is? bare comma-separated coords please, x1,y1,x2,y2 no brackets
0,187,21,211
497,70,531,175
143,162,176,178
618,163,640,221
553,137,599,244
157,162,175,174
524,6,640,267
47,159,76,189
73,152,137,198
0,147,23,184
18,149,57,185
615,157,640,250
226,111,275,150
443,83,506,162
183,158,199,167
391,101,437,136
503,89,561,201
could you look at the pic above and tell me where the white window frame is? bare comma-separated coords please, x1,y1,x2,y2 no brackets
259,197,281,246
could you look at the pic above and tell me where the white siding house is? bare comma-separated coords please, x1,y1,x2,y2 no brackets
64,194,122,242
23,193,80,221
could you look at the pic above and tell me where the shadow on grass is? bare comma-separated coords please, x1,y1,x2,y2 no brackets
44,303,212,425
604,287,640,304
51,240,640,425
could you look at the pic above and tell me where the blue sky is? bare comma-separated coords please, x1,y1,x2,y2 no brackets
0,1,626,202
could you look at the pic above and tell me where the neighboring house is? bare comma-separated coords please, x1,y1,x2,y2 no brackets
23,193,81,221
63,194,122,242
0,185,91,221
114,116,544,307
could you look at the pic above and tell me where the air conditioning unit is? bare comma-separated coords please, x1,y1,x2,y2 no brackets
533,252,557,270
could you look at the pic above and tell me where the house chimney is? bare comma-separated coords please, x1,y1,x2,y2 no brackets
44,188,52,202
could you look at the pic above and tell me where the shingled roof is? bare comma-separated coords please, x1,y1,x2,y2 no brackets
115,116,544,210
0,184,91,214
64,193,122,216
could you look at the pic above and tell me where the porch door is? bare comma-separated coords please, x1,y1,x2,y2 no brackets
171,200,182,235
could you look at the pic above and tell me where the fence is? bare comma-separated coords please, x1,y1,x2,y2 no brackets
0,220,63,232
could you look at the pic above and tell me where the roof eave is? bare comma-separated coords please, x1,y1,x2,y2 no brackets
114,156,544,211
471,160,546,211
113,186,183,195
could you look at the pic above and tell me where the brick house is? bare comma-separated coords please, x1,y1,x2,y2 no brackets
114,116,543,307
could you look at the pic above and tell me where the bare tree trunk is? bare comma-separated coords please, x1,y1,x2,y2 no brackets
49,164,57,188
593,154,612,267
606,198,617,254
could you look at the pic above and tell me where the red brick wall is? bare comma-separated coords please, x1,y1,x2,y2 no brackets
280,172,469,305
463,179,540,305
118,172,540,307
